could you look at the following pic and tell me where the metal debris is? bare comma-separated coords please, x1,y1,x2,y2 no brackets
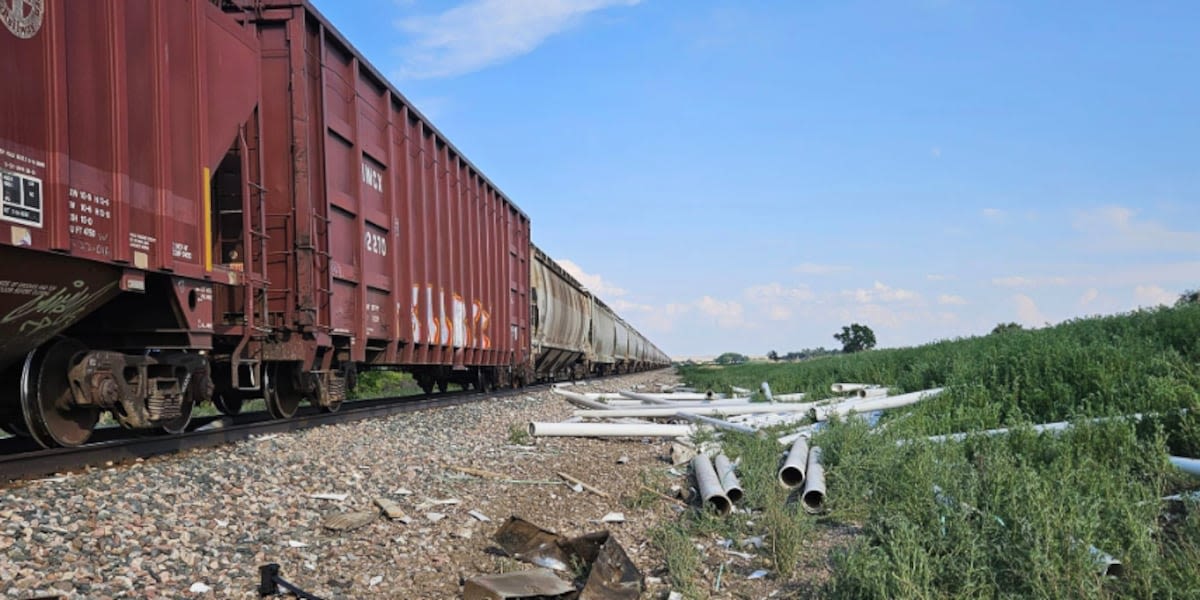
321,510,377,532
462,569,574,600
469,509,492,522
491,517,644,599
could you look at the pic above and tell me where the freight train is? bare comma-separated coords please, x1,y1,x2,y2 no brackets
0,0,669,448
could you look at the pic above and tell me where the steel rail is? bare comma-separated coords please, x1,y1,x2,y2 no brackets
0,379,573,483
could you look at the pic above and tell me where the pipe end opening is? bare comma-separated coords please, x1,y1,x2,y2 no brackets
726,487,744,503
708,495,732,516
778,466,805,489
802,490,825,514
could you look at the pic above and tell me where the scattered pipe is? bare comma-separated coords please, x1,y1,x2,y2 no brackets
574,401,819,419
731,386,751,395
1086,545,1124,578
1170,456,1200,478
529,422,693,438
618,391,677,405
761,382,774,403
713,454,744,503
551,388,615,410
932,485,1123,578
692,454,732,515
675,413,758,435
777,426,819,446
774,392,806,402
919,413,1159,445
831,383,871,393
801,446,826,514
778,437,809,488
811,388,944,421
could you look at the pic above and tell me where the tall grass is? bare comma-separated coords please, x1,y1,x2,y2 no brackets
679,304,1200,598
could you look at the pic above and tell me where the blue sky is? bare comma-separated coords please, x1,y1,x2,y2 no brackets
311,0,1199,358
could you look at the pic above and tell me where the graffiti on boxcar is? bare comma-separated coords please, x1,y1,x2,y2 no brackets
452,294,466,348
473,300,491,350
0,278,117,335
410,284,491,348
0,0,43,40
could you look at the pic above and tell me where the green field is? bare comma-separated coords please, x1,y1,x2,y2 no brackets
674,304,1200,598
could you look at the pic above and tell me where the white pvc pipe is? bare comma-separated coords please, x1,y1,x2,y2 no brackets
812,388,944,421
1170,456,1200,478
774,392,806,402
920,413,1155,445
831,383,871,393
779,437,809,488
692,455,732,515
675,413,757,435
802,446,826,514
618,391,676,405
550,388,614,410
575,401,819,419
713,454,744,503
778,426,818,446
529,422,694,438
761,382,774,402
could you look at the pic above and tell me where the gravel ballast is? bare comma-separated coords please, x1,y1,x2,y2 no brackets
1,371,701,599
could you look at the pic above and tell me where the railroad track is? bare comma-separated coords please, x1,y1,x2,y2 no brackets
0,381,563,483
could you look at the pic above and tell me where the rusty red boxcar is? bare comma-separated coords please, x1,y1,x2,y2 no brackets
238,0,532,409
0,0,665,450
0,0,260,446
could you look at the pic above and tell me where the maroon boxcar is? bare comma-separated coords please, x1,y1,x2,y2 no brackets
4,0,536,447
0,0,260,446
233,0,532,408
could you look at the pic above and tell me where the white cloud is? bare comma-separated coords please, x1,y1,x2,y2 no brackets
745,282,815,303
793,262,850,275
1078,288,1099,307
1073,205,1200,254
555,259,626,298
1014,294,1049,327
843,281,921,304
982,208,1005,221
937,294,967,305
926,274,953,281
991,275,1069,288
610,298,653,313
696,296,745,329
1133,285,1176,308
395,0,641,79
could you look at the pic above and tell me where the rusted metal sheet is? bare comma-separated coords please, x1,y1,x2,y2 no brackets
0,0,260,371
249,1,531,369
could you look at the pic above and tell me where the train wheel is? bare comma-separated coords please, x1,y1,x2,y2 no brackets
265,364,301,419
212,390,245,416
21,338,99,448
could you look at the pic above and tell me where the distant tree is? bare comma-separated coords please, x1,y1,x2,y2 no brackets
767,350,779,362
714,352,749,365
834,324,876,353
990,322,1024,335
1178,289,1200,307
